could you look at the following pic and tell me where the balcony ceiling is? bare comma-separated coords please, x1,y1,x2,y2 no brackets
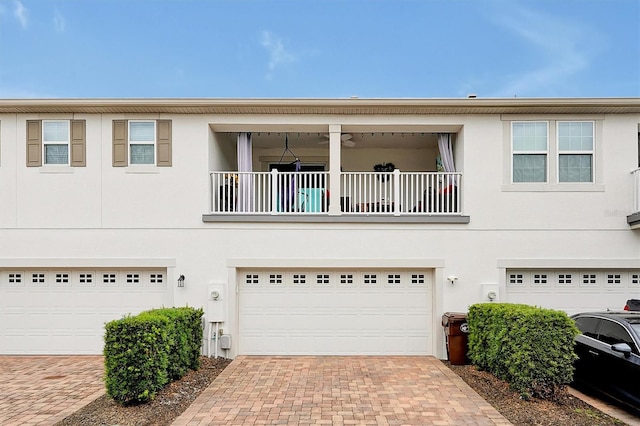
218,130,442,150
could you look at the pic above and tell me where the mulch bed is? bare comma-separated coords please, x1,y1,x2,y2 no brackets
56,356,231,426
446,362,629,426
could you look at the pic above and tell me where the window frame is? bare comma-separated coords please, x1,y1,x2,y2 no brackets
42,119,70,166
511,121,549,183
503,117,603,192
128,120,156,165
557,120,595,183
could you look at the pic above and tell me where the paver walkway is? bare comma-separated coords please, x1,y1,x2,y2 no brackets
0,356,104,426
172,356,512,426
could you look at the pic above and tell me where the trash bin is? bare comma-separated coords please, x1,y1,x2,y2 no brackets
442,312,469,365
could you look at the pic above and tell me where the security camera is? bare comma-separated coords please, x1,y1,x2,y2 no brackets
446,276,459,284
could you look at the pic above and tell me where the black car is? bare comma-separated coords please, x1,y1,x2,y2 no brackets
571,312,640,413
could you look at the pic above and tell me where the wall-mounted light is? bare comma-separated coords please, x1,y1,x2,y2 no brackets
446,275,459,285
177,274,185,287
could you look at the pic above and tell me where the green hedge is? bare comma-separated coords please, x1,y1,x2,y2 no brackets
467,303,579,399
103,306,204,405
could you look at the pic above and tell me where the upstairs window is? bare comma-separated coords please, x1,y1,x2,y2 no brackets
509,120,598,187
26,120,86,167
558,121,593,182
112,119,172,167
129,121,156,165
512,122,548,183
43,120,70,165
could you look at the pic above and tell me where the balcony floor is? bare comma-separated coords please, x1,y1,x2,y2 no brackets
202,213,470,224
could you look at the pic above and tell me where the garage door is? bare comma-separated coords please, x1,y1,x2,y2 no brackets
239,269,433,355
506,269,640,315
0,269,171,354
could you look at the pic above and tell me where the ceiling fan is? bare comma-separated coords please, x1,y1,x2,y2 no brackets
317,133,356,148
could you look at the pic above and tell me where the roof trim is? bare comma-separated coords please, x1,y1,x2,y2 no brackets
0,97,638,115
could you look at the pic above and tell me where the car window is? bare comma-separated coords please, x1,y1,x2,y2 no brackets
574,317,600,338
597,319,638,354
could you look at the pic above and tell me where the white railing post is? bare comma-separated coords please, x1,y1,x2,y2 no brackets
633,169,640,213
270,169,278,215
209,172,215,213
393,169,401,216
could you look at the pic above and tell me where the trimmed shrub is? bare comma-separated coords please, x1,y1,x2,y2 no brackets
467,303,579,399
147,307,203,379
103,312,170,405
103,306,204,405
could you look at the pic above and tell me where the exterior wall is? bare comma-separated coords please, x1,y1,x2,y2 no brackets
1,105,639,357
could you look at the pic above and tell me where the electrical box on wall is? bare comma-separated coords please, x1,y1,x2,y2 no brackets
482,284,499,302
219,334,232,350
207,283,226,322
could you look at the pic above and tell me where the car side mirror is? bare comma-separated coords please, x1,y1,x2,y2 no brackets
611,342,632,358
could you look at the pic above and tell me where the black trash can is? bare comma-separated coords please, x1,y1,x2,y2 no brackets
442,312,470,365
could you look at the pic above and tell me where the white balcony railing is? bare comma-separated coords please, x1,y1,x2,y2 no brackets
211,170,329,214
340,170,461,214
633,168,640,213
209,170,462,215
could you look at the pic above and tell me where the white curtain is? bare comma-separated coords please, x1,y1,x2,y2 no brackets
437,133,457,187
237,132,253,211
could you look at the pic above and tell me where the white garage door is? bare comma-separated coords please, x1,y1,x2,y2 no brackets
506,269,640,315
0,269,171,354
239,269,433,355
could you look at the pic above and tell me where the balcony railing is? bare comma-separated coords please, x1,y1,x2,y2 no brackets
209,170,462,215
633,168,640,213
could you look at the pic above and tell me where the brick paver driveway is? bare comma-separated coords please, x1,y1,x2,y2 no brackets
173,356,511,426
0,356,104,426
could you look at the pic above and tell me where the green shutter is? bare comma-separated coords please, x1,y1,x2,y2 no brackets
112,120,128,167
26,120,42,167
70,120,86,167
156,119,172,167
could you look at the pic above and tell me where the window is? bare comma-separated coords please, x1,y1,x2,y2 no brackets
509,120,598,186
558,121,593,182
512,122,548,182
598,320,638,353
43,120,70,165
129,121,156,165
574,317,600,339
26,120,85,167
112,119,172,167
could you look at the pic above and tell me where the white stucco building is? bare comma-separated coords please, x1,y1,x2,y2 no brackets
0,97,639,358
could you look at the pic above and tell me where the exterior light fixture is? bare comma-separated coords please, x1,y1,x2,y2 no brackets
178,274,185,287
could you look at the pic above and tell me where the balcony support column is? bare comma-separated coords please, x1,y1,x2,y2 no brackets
328,124,342,215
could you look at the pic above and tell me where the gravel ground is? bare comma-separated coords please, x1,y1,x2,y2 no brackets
57,357,629,426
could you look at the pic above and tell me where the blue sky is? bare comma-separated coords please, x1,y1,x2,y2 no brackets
0,0,638,99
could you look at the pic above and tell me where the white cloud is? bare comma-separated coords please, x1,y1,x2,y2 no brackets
54,9,65,33
13,0,27,29
488,5,602,97
261,31,295,77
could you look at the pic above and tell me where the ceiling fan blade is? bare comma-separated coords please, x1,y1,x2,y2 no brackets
321,134,353,142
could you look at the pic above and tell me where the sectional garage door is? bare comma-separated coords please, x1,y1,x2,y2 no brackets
506,269,640,315
0,269,171,354
239,269,434,355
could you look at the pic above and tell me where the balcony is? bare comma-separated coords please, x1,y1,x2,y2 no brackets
205,170,467,223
